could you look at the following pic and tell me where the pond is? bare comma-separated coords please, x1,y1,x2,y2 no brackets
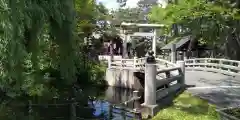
0,86,144,120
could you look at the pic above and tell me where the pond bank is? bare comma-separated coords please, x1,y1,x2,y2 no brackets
0,86,143,120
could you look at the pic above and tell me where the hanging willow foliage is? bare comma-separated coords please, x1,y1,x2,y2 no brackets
0,0,78,96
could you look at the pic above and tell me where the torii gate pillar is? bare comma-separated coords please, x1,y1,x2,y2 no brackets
120,22,164,57
152,29,157,56
122,30,128,58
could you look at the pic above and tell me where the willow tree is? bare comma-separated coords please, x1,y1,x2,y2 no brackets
0,0,96,97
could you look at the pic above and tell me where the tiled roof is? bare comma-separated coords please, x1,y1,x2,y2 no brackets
161,36,191,50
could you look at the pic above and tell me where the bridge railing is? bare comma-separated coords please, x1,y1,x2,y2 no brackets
155,58,177,67
98,55,122,61
109,57,145,69
110,59,134,69
109,57,177,70
185,58,240,76
143,51,185,116
105,52,186,116
155,64,184,100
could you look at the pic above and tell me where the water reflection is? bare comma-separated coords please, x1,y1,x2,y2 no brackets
90,86,144,119
89,100,138,120
0,86,143,120
104,87,144,105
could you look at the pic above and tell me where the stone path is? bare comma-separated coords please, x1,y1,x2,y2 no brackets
185,70,240,108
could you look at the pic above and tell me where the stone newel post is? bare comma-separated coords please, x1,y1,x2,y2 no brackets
177,61,185,84
171,43,176,63
144,51,157,105
108,56,112,68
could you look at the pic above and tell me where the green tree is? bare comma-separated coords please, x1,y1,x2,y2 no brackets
149,0,240,59
0,0,108,97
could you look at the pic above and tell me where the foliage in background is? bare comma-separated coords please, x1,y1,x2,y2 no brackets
111,0,165,56
148,0,240,59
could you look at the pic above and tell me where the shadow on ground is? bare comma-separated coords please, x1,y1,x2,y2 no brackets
173,94,215,115
156,85,216,116
151,85,218,120
185,71,240,87
185,70,240,108
189,88,240,108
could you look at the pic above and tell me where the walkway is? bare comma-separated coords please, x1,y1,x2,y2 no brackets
185,70,240,108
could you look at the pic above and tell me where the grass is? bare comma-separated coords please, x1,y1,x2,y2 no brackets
152,92,219,120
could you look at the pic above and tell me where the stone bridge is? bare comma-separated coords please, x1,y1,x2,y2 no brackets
103,52,240,116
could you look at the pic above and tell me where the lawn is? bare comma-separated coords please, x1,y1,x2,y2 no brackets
152,92,219,120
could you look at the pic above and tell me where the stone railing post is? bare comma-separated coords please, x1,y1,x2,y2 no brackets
219,59,223,70
133,56,137,69
108,56,112,68
152,29,157,56
238,62,240,74
177,61,185,84
121,59,123,68
144,51,157,105
171,43,176,63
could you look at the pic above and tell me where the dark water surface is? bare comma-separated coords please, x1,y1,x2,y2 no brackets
1,86,143,120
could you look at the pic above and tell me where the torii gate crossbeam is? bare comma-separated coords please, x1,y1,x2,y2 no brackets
120,22,164,57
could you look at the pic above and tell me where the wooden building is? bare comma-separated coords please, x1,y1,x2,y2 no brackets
161,35,212,60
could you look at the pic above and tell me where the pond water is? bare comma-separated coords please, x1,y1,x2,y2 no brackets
1,86,144,120
89,87,144,120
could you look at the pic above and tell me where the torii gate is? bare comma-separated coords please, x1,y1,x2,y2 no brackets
120,22,164,57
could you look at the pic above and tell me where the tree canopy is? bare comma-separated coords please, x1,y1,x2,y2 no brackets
0,0,110,97
3,0,240,98
148,0,240,59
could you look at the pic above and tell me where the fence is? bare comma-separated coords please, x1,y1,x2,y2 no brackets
109,57,145,70
185,58,240,76
98,55,122,61
109,57,176,70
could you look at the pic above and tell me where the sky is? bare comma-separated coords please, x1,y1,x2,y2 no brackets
96,0,167,10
